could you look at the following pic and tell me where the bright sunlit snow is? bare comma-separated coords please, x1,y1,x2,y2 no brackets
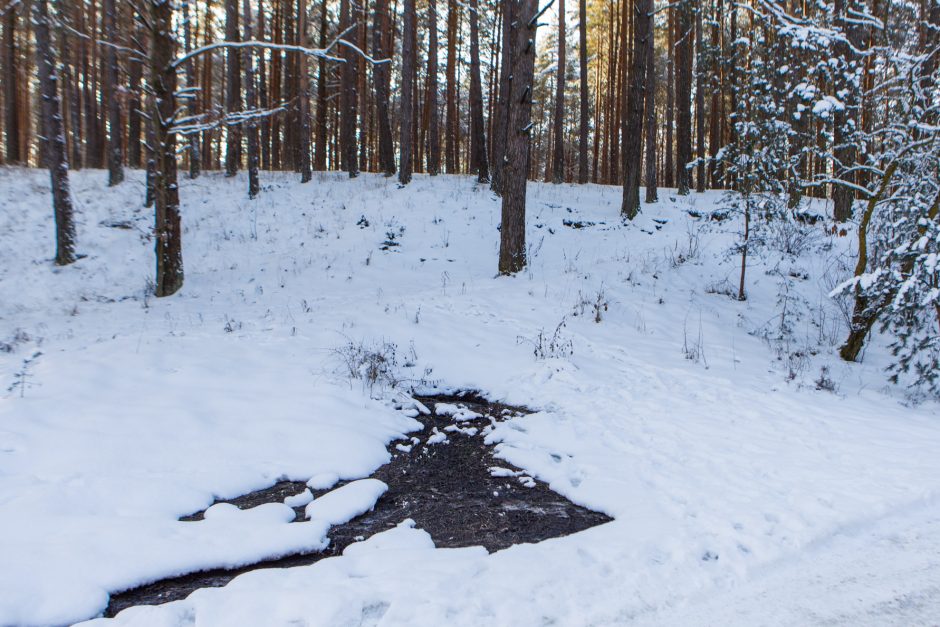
2,168,939,626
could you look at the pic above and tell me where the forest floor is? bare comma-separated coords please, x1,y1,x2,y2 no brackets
1,167,940,626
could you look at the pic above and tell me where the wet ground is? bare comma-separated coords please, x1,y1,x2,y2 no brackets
105,392,612,617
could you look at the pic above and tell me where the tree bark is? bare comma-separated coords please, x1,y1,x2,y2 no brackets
694,0,705,192
104,0,124,185
551,0,567,183
148,0,183,296
675,0,693,194
242,0,260,197
225,0,242,177
445,0,459,173
340,0,359,177
490,1,512,193
468,0,489,183
315,0,329,170
298,0,312,182
621,0,653,218
373,0,396,175
664,5,675,188
399,0,416,184
426,0,441,175
644,9,658,204
498,0,539,275
577,0,589,184
34,0,77,266
3,3,20,164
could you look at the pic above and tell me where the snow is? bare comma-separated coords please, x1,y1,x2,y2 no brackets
2,167,939,625
303,479,387,525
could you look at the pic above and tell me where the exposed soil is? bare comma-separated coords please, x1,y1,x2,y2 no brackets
105,391,612,618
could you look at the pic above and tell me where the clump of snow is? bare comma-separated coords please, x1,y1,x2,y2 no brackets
304,479,388,525
307,473,341,491
283,489,314,509
433,403,483,421
425,427,449,446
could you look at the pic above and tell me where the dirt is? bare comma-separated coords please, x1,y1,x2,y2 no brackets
104,391,612,618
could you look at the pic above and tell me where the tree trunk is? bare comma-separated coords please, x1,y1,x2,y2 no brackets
621,0,653,218
340,0,359,177
242,0,260,197
148,0,183,296
399,0,416,184
34,0,77,266
694,0,705,192
445,0,459,173
3,3,20,164
104,0,124,185
298,0,312,182
127,21,143,169
490,1,512,193
675,0,693,194
373,0,396,175
577,0,589,184
664,5,674,188
468,0,489,183
551,0,566,183
315,0,329,170
426,0,441,175
182,0,201,179
498,0,539,275
225,0,242,177
644,10,658,204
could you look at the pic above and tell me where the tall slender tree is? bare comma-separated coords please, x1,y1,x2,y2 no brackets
577,0,590,184
468,0,489,183
3,1,20,164
427,0,441,174
225,0,242,177
243,0,260,197
33,0,77,266
498,0,540,275
551,0,566,183
340,0,359,177
373,0,396,175
445,0,459,173
104,0,124,185
694,0,705,192
621,0,653,218
644,9,658,203
399,0,416,184
675,0,693,194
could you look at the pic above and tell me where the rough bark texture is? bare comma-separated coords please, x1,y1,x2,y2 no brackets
468,0,489,183
298,0,312,183
675,0,693,194
832,0,861,221
694,2,705,192
4,3,20,164
315,0,329,170
577,0,590,184
490,2,512,194
183,0,201,179
399,0,416,184
427,0,441,175
373,0,396,175
34,0,77,266
225,0,242,177
104,0,124,186
498,0,539,275
243,0,260,197
621,0,653,219
340,0,359,177
551,0,567,183
644,10,658,204
445,0,459,173
149,0,184,297
665,6,675,188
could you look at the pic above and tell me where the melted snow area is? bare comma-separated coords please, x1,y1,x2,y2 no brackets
1,168,939,626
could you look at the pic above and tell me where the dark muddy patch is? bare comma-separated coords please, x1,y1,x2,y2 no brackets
104,391,611,618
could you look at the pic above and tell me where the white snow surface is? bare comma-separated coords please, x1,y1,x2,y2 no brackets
1,168,939,626
304,479,387,524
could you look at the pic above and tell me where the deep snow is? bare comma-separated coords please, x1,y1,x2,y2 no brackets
1,167,939,626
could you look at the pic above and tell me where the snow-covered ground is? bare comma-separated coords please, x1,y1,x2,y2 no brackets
1,167,938,626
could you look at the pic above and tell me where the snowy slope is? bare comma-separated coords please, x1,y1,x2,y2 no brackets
1,167,938,626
